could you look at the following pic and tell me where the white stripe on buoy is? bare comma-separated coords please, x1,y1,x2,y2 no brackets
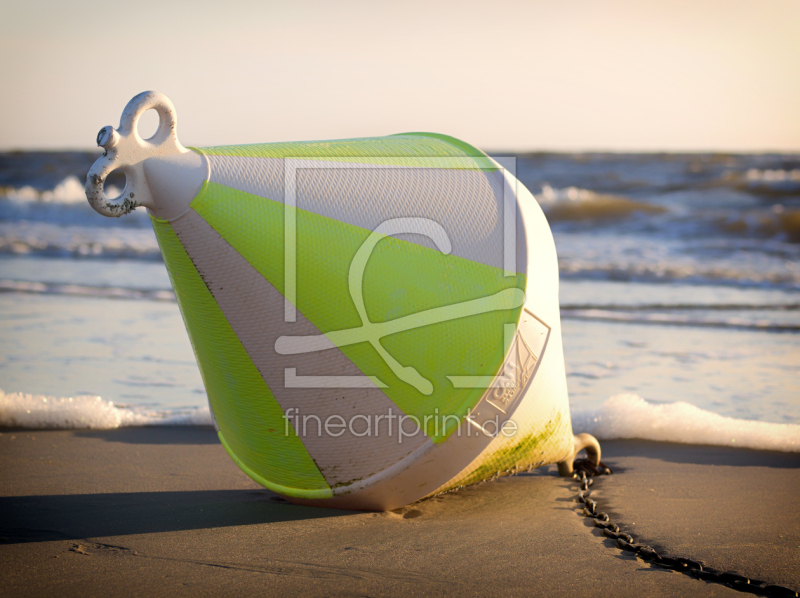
171,209,429,487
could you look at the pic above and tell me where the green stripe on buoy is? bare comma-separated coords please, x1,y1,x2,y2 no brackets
191,182,525,442
152,217,332,496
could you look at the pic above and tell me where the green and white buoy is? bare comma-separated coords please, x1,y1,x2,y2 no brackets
86,91,600,510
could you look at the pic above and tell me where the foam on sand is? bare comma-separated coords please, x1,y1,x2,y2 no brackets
0,389,212,429
2,389,797,453
572,394,799,453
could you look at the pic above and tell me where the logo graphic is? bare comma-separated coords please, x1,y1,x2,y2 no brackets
276,158,523,394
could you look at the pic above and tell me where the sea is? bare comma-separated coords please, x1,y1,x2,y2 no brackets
0,150,798,452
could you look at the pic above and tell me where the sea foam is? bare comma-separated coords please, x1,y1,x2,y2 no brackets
572,394,799,453
2,388,797,453
0,389,212,429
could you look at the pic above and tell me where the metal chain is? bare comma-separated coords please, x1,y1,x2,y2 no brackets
571,460,799,598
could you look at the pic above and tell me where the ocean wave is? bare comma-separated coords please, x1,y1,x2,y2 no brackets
0,221,161,258
559,259,800,288
3,389,797,453
561,301,800,311
0,175,152,232
0,280,175,301
714,207,800,244
741,168,800,195
0,389,212,429
538,184,666,222
777,209,800,243
560,308,800,332
746,168,800,182
0,151,98,192
571,394,799,452
3,280,796,331
0,176,118,204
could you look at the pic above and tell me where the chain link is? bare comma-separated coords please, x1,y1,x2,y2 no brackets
572,460,799,598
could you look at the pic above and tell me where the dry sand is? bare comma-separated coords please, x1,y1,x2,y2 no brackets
1,428,798,597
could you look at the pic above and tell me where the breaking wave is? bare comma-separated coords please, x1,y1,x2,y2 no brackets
1,176,111,204
724,168,800,196
572,394,799,453
0,389,212,429
2,389,798,454
538,184,666,222
0,176,148,229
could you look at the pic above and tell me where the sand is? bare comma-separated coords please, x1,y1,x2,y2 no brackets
1,428,798,597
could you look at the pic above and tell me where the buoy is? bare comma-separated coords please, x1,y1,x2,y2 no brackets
86,91,601,510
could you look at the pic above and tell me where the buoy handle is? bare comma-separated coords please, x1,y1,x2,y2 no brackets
85,91,187,217
557,433,602,476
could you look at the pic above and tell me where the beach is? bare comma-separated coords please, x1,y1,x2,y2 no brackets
2,428,798,596
1,0,799,591
1,150,799,595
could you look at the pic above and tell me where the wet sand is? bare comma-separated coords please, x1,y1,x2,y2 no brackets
1,428,798,597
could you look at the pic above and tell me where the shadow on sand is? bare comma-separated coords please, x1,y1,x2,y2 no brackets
0,489,355,544
72,426,220,445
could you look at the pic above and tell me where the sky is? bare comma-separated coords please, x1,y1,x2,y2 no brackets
0,0,798,152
